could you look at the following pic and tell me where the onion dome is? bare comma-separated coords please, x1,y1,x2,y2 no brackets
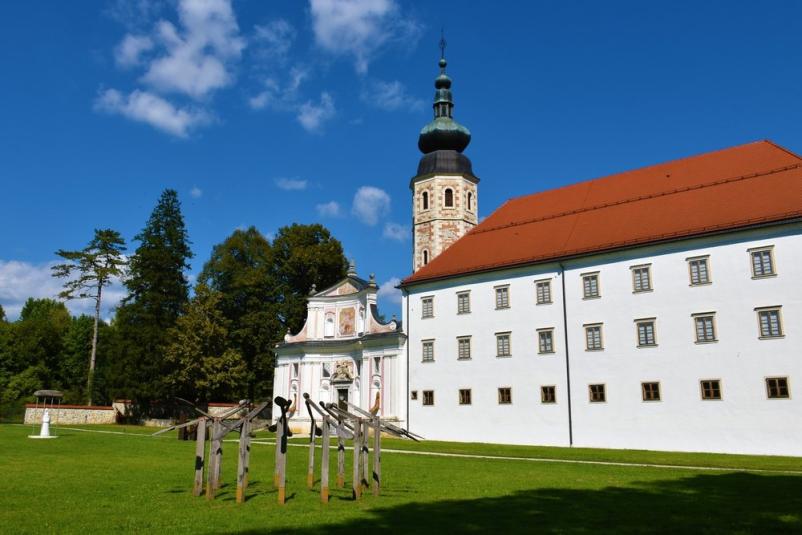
417,54,471,154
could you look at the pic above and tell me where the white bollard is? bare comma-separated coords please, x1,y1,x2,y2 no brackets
29,408,58,439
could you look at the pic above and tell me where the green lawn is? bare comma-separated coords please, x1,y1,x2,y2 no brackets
1,424,801,534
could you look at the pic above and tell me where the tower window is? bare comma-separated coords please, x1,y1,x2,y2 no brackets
467,192,473,211
422,191,429,210
423,250,429,265
444,188,454,207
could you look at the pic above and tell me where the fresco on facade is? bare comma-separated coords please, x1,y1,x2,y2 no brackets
339,307,356,336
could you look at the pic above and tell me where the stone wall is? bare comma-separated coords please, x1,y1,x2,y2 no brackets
24,404,117,425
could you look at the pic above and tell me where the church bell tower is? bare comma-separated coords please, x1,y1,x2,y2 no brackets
411,40,479,272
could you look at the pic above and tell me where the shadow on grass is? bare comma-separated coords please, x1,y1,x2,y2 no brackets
232,472,802,533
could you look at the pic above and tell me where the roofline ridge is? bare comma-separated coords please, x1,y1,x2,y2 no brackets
471,162,802,236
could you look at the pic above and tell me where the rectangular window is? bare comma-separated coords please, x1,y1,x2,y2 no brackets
688,256,711,285
538,329,555,354
589,384,606,403
757,307,783,338
535,280,552,304
496,332,512,357
693,313,717,343
498,387,512,405
291,363,299,378
457,336,472,360
541,385,556,404
421,297,434,318
750,247,775,278
410,391,418,400
422,340,434,362
766,377,790,399
585,324,603,351
582,273,600,299
422,390,435,406
641,382,661,401
459,389,472,405
700,380,722,400
636,319,657,347
457,291,471,314
495,286,510,309
631,265,652,292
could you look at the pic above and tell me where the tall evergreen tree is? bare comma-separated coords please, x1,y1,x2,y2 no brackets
114,189,192,409
52,228,126,404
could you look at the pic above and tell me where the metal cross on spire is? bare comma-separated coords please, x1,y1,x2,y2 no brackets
439,28,447,60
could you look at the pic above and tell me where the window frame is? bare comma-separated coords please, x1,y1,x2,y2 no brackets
687,255,712,286
540,385,557,404
581,272,601,299
630,264,653,293
635,318,658,348
765,377,790,400
537,328,555,354
458,388,472,405
584,323,604,351
495,331,512,358
456,290,471,314
444,187,454,208
422,390,435,406
421,296,434,319
692,312,717,344
700,379,722,401
494,285,511,309
535,279,552,305
498,387,513,405
421,339,435,363
641,381,661,402
467,191,474,212
749,246,776,279
589,383,606,403
755,306,784,339
422,249,429,266
457,335,472,361
421,190,430,211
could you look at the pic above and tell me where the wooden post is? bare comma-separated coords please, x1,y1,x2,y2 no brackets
351,418,361,500
307,421,315,489
320,417,330,503
274,418,283,489
361,419,370,490
336,418,346,488
214,419,223,490
372,415,381,496
206,420,220,499
236,419,251,503
193,417,207,497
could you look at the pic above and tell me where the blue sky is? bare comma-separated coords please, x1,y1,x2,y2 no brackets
1,0,802,320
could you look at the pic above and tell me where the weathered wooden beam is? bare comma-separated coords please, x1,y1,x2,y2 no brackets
205,420,220,499
235,419,251,503
273,419,283,489
336,419,346,489
361,419,370,490
214,421,223,490
192,417,207,497
320,416,330,503
372,415,381,496
351,418,361,500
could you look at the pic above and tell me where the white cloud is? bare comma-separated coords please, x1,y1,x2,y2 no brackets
383,222,410,241
297,92,336,132
275,177,308,191
190,185,203,198
252,19,296,64
139,0,245,100
316,201,342,217
361,79,423,111
0,260,126,321
94,88,211,138
249,67,309,111
309,0,421,73
352,186,390,225
115,34,154,68
377,276,402,305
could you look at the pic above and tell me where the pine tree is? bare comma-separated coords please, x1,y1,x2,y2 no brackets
52,228,126,404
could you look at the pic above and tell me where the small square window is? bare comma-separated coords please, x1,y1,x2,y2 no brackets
636,319,657,347
631,265,652,293
585,324,603,351
410,390,418,401
589,384,606,403
642,382,661,401
457,291,471,314
700,380,722,400
582,273,600,299
421,297,434,318
541,385,556,404
498,387,512,405
422,390,435,406
766,377,790,399
459,389,472,405
496,332,511,357
422,340,435,362
694,314,717,343
757,308,783,338
535,280,552,304
688,257,711,285
538,329,555,354
750,248,775,278
495,286,510,309
457,336,472,360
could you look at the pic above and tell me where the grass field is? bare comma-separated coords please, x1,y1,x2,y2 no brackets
2,424,802,534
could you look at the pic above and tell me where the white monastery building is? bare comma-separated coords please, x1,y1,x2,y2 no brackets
278,51,802,456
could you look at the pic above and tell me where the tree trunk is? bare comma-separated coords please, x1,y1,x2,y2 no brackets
88,285,101,406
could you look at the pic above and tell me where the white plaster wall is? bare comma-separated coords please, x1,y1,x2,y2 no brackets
405,223,802,455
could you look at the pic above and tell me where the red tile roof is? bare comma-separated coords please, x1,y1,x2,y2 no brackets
403,140,802,285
